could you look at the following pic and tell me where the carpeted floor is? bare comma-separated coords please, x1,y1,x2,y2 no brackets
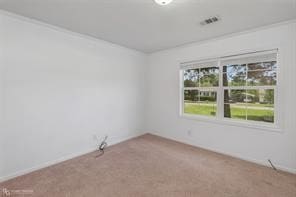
1,134,296,197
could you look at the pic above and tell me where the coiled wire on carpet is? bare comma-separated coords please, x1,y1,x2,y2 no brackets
95,135,108,158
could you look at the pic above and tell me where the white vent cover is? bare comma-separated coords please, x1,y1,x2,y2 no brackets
200,16,220,26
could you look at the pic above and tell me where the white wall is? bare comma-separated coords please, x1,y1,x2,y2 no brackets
0,14,5,178
0,12,147,181
146,21,296,173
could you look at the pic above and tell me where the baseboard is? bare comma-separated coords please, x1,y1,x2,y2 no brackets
2,131,294,183
149,131,296,174
0,132,145,183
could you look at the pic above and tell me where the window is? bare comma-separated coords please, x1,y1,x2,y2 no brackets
181,50,278,126
183,62,219,117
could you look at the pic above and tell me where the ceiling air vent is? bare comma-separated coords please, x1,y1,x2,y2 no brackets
200,16,220,26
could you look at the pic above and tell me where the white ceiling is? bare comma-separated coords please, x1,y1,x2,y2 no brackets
0,0,296,53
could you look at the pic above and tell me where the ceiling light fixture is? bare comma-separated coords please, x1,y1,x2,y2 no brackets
154,0,173,6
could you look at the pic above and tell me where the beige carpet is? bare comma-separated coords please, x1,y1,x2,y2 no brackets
1,134,296,197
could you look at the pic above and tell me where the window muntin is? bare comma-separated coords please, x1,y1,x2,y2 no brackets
181,50,277,125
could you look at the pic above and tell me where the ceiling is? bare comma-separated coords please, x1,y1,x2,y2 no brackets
0,0,296,53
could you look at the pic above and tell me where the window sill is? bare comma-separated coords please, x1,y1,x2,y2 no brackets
180,114,282,133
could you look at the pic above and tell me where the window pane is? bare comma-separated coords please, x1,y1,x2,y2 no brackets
184,69,199,87
247,70,276,86
224,89,246,103
223,64,246,73
200,67,219,75
269,61,277,70
246,89,274,123
224,104,246,120
248,61,276,70
200,74,219,87
223,64,246,87
224,89,275,123
224,90,247,120
223,73,246,86
199,67,219,87
184,90,199,102
184,90,217,116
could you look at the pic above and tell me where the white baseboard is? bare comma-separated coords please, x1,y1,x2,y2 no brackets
149,131,296,174
0,132,144,183
2,131,294,183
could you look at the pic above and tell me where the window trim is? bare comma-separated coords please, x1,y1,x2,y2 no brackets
179,49,281,132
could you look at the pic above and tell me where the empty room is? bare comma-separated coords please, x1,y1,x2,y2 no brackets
0,0,296,196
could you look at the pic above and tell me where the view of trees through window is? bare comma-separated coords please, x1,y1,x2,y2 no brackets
183,64,219,117
182,52,277,124
223,60,276,123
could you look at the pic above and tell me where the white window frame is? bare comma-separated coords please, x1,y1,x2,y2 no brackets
179,49,281,132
